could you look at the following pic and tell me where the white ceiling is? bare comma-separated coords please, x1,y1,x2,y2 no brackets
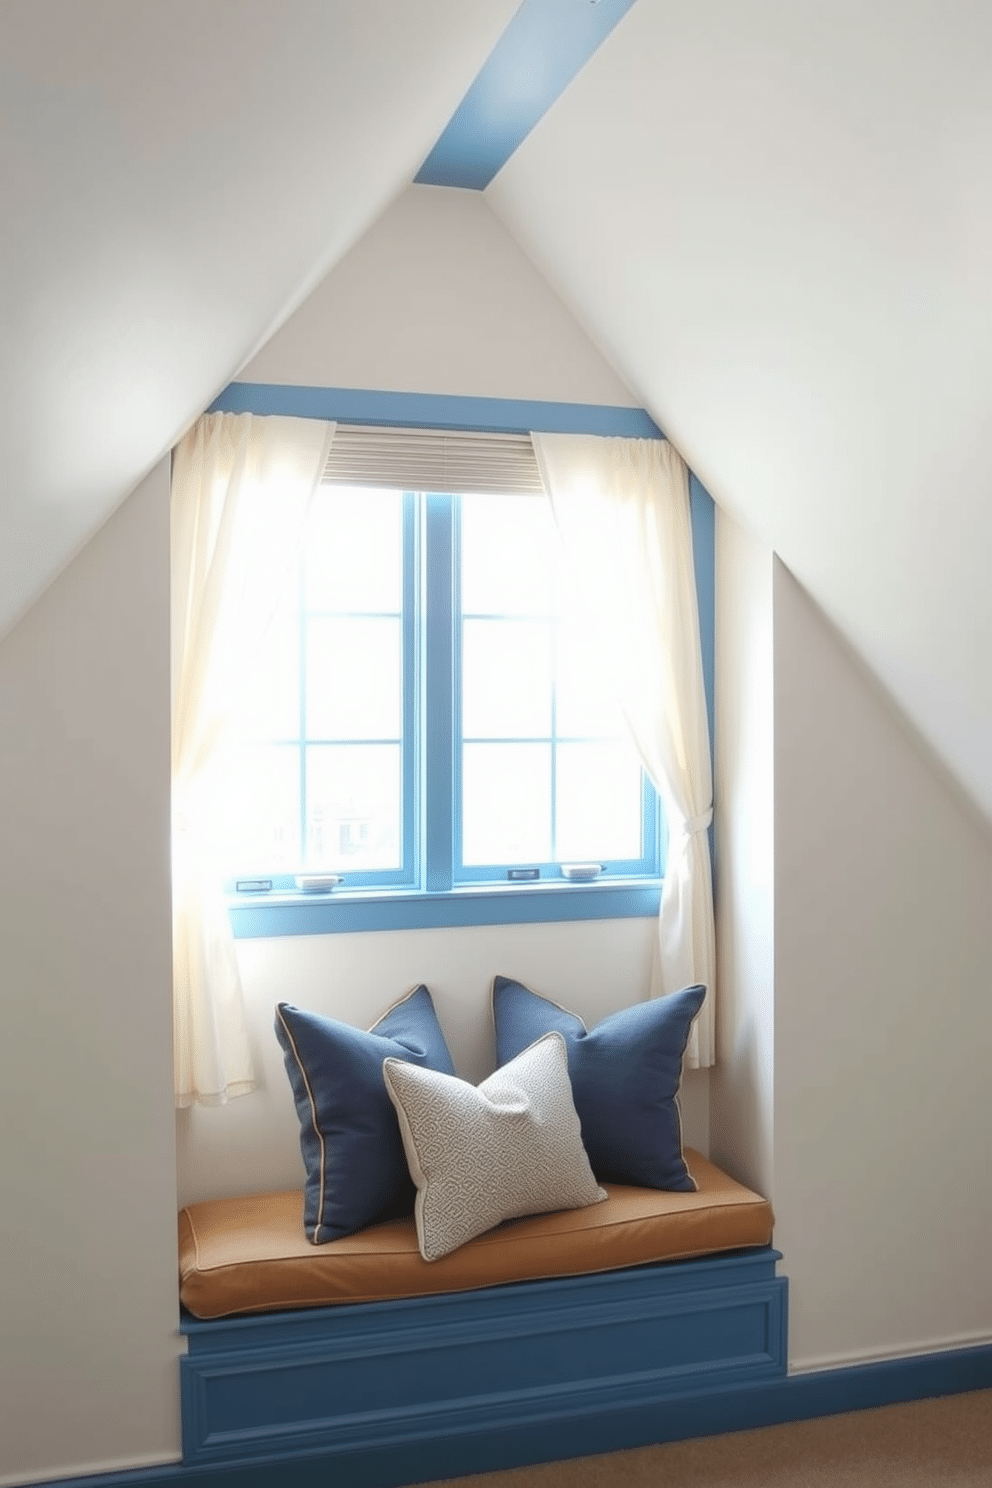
4,0,992,831
490,0,992,828
0,0,517,637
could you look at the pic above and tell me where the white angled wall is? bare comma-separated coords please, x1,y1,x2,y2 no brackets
771,559,992,1370
711,518,992,1370
0,460,181,1485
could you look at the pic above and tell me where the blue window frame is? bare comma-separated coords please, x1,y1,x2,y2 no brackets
295,487,419,891
425,492,661,891
211,387,713,938
221,486,418,893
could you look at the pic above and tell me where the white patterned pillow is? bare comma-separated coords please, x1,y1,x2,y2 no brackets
382,1032,606,1262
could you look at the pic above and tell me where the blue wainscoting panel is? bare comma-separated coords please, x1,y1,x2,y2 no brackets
179,1250,787,1472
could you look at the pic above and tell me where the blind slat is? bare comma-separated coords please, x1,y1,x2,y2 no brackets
323,425,543,495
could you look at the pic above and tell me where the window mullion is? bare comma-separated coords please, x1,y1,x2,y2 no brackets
402,491,418,887
298,549,308,867
549,612,558,864
423,493,455,893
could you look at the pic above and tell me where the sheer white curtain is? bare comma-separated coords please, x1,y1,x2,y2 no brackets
532,434,715,1068
171,411,336,1107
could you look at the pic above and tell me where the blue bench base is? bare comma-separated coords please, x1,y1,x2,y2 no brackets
180,1246,787,1483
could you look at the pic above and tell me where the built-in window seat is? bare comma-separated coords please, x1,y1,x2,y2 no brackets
178,1150,787,1482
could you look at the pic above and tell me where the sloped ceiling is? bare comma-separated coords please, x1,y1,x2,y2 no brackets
488,0,992,827
0,0,517,639
4,0,992,834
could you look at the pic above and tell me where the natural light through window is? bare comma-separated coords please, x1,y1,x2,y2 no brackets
221,487,407,877
219,482,659,897
459,493,644,868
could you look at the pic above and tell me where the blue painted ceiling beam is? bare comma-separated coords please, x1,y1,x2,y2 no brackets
416,0,639,190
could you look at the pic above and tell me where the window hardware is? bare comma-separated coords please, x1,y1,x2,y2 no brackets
294,873,344,893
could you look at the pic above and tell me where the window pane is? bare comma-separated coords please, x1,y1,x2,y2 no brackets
462,742,551,865
556,743,643,862
462,618,552,739
216,744,301,872
306,744,401,870
555,620,627,740
230,592,300,741
461,494,555,616
307,616,401,740
305,487,403,614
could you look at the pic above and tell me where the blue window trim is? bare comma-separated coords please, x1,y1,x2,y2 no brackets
214,384,713,937
229,881,663,938
208,384,664,439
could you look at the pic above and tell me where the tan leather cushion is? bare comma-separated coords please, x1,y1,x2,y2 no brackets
178,1149,773,1320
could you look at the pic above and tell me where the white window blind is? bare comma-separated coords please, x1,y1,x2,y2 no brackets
322,425,544,495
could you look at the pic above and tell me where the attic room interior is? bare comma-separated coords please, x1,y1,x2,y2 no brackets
2,3,992,1487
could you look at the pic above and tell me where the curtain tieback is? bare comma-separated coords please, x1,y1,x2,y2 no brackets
682,809,713,835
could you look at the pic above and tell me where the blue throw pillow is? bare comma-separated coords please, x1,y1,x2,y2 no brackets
275,985,456,1243
492,976,706,1192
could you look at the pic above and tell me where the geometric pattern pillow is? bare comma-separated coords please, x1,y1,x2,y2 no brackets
274,985,455,1243
383,1032,606,1262
492,976,706,1192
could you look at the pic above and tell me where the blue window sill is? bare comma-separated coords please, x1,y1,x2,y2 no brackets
228,879,662,938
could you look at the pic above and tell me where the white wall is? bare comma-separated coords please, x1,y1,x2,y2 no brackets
711,514,992,1370
176,184,709,1206
0,461,181,1485
240,183,639,405
709,510,775,1203
772,559,992,1370
176,916,709,1206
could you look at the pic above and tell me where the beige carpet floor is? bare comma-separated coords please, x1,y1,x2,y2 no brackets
419,1389,992,1487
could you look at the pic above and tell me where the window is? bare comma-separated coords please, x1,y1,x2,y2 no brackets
452,492,658,881
220,485,417,891
220,433,666,937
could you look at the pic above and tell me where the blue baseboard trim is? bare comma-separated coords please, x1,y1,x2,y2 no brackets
30,1339,992,1488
